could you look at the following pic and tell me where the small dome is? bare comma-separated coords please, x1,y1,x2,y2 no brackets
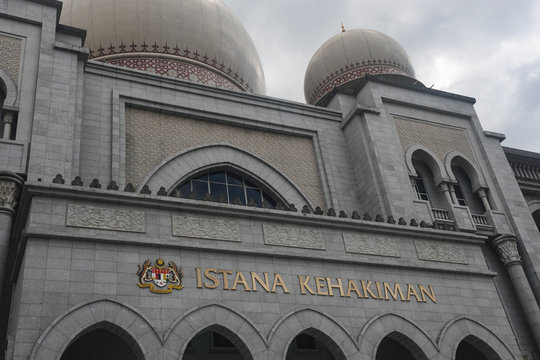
304,29,415,105
60,0,265,94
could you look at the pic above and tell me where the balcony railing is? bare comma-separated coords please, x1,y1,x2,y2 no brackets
472,214,489,226
432,208,449,220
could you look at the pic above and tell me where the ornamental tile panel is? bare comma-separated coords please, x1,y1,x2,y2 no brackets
0,34,22,83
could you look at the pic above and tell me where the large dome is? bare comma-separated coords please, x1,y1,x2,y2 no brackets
59,0,266,94
304,29,415,105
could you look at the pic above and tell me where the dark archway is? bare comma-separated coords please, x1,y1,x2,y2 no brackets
182,325,251,360
375,333,428,360
455,336,502,360
285,328,346,360
532,209,540,232
60,322,144,360
451,164,485,214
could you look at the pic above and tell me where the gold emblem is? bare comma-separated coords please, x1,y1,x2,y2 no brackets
137,258,183,293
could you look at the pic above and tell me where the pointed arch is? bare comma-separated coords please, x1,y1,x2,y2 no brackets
437,317,517,360
445,152,486,191
0,69,18,107
268,308,358,360
358,313,438,360
405,145,448,185
163,304,267,360
139,143,313,208
30,299,160,360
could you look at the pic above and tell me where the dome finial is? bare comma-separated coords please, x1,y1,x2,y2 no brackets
341,23,346,32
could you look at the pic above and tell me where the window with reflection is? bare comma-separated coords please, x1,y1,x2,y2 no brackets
172,169,283,209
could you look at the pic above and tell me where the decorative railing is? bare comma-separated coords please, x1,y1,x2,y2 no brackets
432,208,449,220
472,214,489,226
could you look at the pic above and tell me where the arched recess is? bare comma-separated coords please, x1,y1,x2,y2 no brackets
60,321,144,360
358,313,438,360
163,304,267,360
0,69,18,107
405,145,448,185
438,317,517,360
139,144,313,208
268,308,359,360
528,201,540,232
29,299,161,360
444,152,486,192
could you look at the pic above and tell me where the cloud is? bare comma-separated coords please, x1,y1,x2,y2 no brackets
222,0,540,151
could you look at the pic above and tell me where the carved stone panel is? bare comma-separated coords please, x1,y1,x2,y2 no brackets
263,224,325,250
415,240,467,264
66,204,145,233
172,216,240,242
0,34,22,83
343,233,400,258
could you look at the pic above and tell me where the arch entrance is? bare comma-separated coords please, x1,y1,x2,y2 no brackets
285,329,345,360
375,333,429,360
182,325,250,360
455,336,501,360
60,322,144,360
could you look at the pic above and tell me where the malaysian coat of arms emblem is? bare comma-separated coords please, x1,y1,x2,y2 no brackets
137,258,183,293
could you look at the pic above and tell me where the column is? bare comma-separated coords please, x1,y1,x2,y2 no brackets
1,111,14,140
448,183,459,205
491,234,540,350
0,171,23,300
440,182,454,205
477,188,492,211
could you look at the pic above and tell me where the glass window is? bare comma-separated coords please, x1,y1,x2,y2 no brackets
413,177,429,201
453,184,467,206
172,169,283,209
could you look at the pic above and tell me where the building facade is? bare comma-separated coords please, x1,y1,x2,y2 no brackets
1,0,540,359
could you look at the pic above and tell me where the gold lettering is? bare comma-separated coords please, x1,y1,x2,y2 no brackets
406,284,423,302
251,272,270,293
326,277,345,297
383,282,405,301
361,280,378,299
217,270,233,290
419,285,437,303
375,281,383,299
231,271,251,291
204,268,219,289
346,279,363,298
196,267,203,288
272,274,290,293
298,275,315,295
315,277,328,296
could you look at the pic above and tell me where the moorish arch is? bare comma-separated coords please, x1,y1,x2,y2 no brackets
268,308,359,360
0,68,17,107
405,145,448,185
528,200,540,232
358,313,438,360
437,317,517,360
29,299,161,360
163,304,267,360
444,152,486,192
139,143,313,208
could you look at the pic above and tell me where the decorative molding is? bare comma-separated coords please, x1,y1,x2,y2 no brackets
491,234,521,267
415,240,467,264
343,233,400,257
263,224,325,250
66,204,145,233
172,215,240,242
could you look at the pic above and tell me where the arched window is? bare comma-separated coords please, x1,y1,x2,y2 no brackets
61,326,144,360
533,209,540,233
451,164,485,214
172,169,284,209
0,84,5,139
412,159,446,209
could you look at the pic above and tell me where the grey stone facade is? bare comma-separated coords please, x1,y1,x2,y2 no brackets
1,0,540,359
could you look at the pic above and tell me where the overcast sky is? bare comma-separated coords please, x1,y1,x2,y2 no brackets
221,0,540,152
